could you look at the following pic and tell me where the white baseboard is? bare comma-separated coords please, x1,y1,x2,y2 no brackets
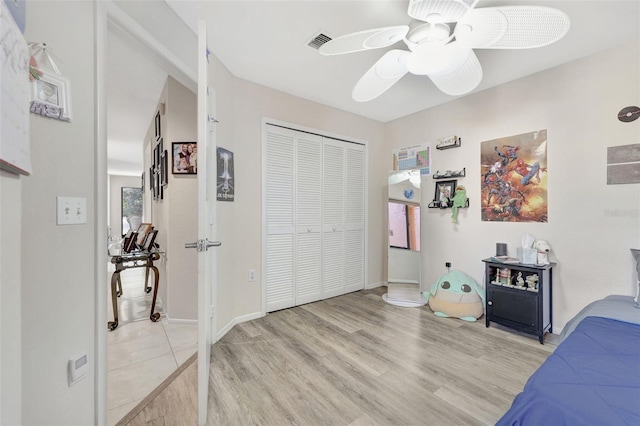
366,281,386,289
216,311,263,341
163,314,197,325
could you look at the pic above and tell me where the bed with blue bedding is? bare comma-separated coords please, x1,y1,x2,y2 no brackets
497,295,640,426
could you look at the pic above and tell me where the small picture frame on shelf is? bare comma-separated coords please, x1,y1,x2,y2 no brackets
434,179,456,207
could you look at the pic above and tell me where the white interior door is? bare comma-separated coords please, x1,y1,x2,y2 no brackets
193,20,219,426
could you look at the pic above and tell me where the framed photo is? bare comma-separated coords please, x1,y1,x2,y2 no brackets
172,142,197,174
149,167,154,192
142,229,158,251
155,111,161,140
154,171,160,200
162,150,168,186
217,147,235,201
135,223,153,246
154,143,160,168
123,232,138,253
434,179,457,206
29,72,72,122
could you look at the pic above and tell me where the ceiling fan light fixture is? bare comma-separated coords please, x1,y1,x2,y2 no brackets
406,22,451,44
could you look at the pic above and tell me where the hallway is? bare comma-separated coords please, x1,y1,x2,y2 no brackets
107,266,197,425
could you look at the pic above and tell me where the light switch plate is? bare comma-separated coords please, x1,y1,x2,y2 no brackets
57,196,87,225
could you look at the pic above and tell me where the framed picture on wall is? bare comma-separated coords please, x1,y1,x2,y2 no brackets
162,150,169,186
30,72,72,122
172,142,197,174
155,111,161,140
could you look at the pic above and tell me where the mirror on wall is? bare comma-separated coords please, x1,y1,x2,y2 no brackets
121,186,143,236
383,170,427,307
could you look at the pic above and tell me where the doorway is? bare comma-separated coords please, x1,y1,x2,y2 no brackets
100,4,199,424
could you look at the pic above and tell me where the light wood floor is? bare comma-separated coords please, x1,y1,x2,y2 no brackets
122,287,554,425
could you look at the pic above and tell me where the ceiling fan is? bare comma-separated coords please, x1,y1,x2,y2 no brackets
319,0,570,102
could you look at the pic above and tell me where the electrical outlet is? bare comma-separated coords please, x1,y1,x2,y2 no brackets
248,269,256,282
445,262,451,268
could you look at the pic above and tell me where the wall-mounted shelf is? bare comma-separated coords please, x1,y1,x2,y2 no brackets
427,199,470,209
436,136,461,150
433,168,465,179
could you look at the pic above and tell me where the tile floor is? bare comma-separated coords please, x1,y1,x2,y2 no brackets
106,265,197,426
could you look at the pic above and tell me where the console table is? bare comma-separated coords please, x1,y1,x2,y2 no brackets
108,251,161,331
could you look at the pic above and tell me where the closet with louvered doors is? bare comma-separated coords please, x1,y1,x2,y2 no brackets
264,123,366,313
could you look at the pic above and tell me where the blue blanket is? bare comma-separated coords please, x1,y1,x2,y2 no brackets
497,298,640,425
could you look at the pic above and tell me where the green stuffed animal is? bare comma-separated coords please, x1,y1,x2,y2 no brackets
423,270,485,322
451,185,467,223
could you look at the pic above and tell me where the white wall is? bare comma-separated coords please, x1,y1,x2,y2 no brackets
165,77,198,320
0,170,22,425
386,42,640,332
144,77,198,321
109,175,142,237
20,1,96,424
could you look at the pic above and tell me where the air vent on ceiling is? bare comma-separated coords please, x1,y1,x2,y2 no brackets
307,32,332,50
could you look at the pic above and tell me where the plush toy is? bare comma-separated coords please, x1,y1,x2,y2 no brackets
534,240,552,265
451,185,467,223
424,270,485,321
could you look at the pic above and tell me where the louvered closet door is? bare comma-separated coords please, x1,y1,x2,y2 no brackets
295,133,323,305
345,144,365,293
322,139,346,299
265,126,295,311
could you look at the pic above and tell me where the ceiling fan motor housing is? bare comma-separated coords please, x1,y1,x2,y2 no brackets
408,0,479,23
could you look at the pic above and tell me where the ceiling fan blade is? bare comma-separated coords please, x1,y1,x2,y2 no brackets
454,6,570,49
352,50,410,102
408,0,479,23
319,25,409,56
427,48,482,96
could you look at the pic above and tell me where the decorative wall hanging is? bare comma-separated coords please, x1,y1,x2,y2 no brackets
480,129,548,222
28,42,71,122
618,106,640,123
607,143,640,185
392,143,430,175
216,147,234,201
172,142,197,174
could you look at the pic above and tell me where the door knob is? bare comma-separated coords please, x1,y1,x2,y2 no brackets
185,239,222,252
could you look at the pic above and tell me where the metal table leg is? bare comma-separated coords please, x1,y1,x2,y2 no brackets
148,264,161,322
108,271,120,331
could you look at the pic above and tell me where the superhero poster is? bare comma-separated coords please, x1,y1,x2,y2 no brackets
480,130,548,222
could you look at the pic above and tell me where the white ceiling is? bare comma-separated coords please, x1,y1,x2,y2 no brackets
108,0,640,176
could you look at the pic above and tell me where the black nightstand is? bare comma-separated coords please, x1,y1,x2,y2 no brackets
482,259,555,344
